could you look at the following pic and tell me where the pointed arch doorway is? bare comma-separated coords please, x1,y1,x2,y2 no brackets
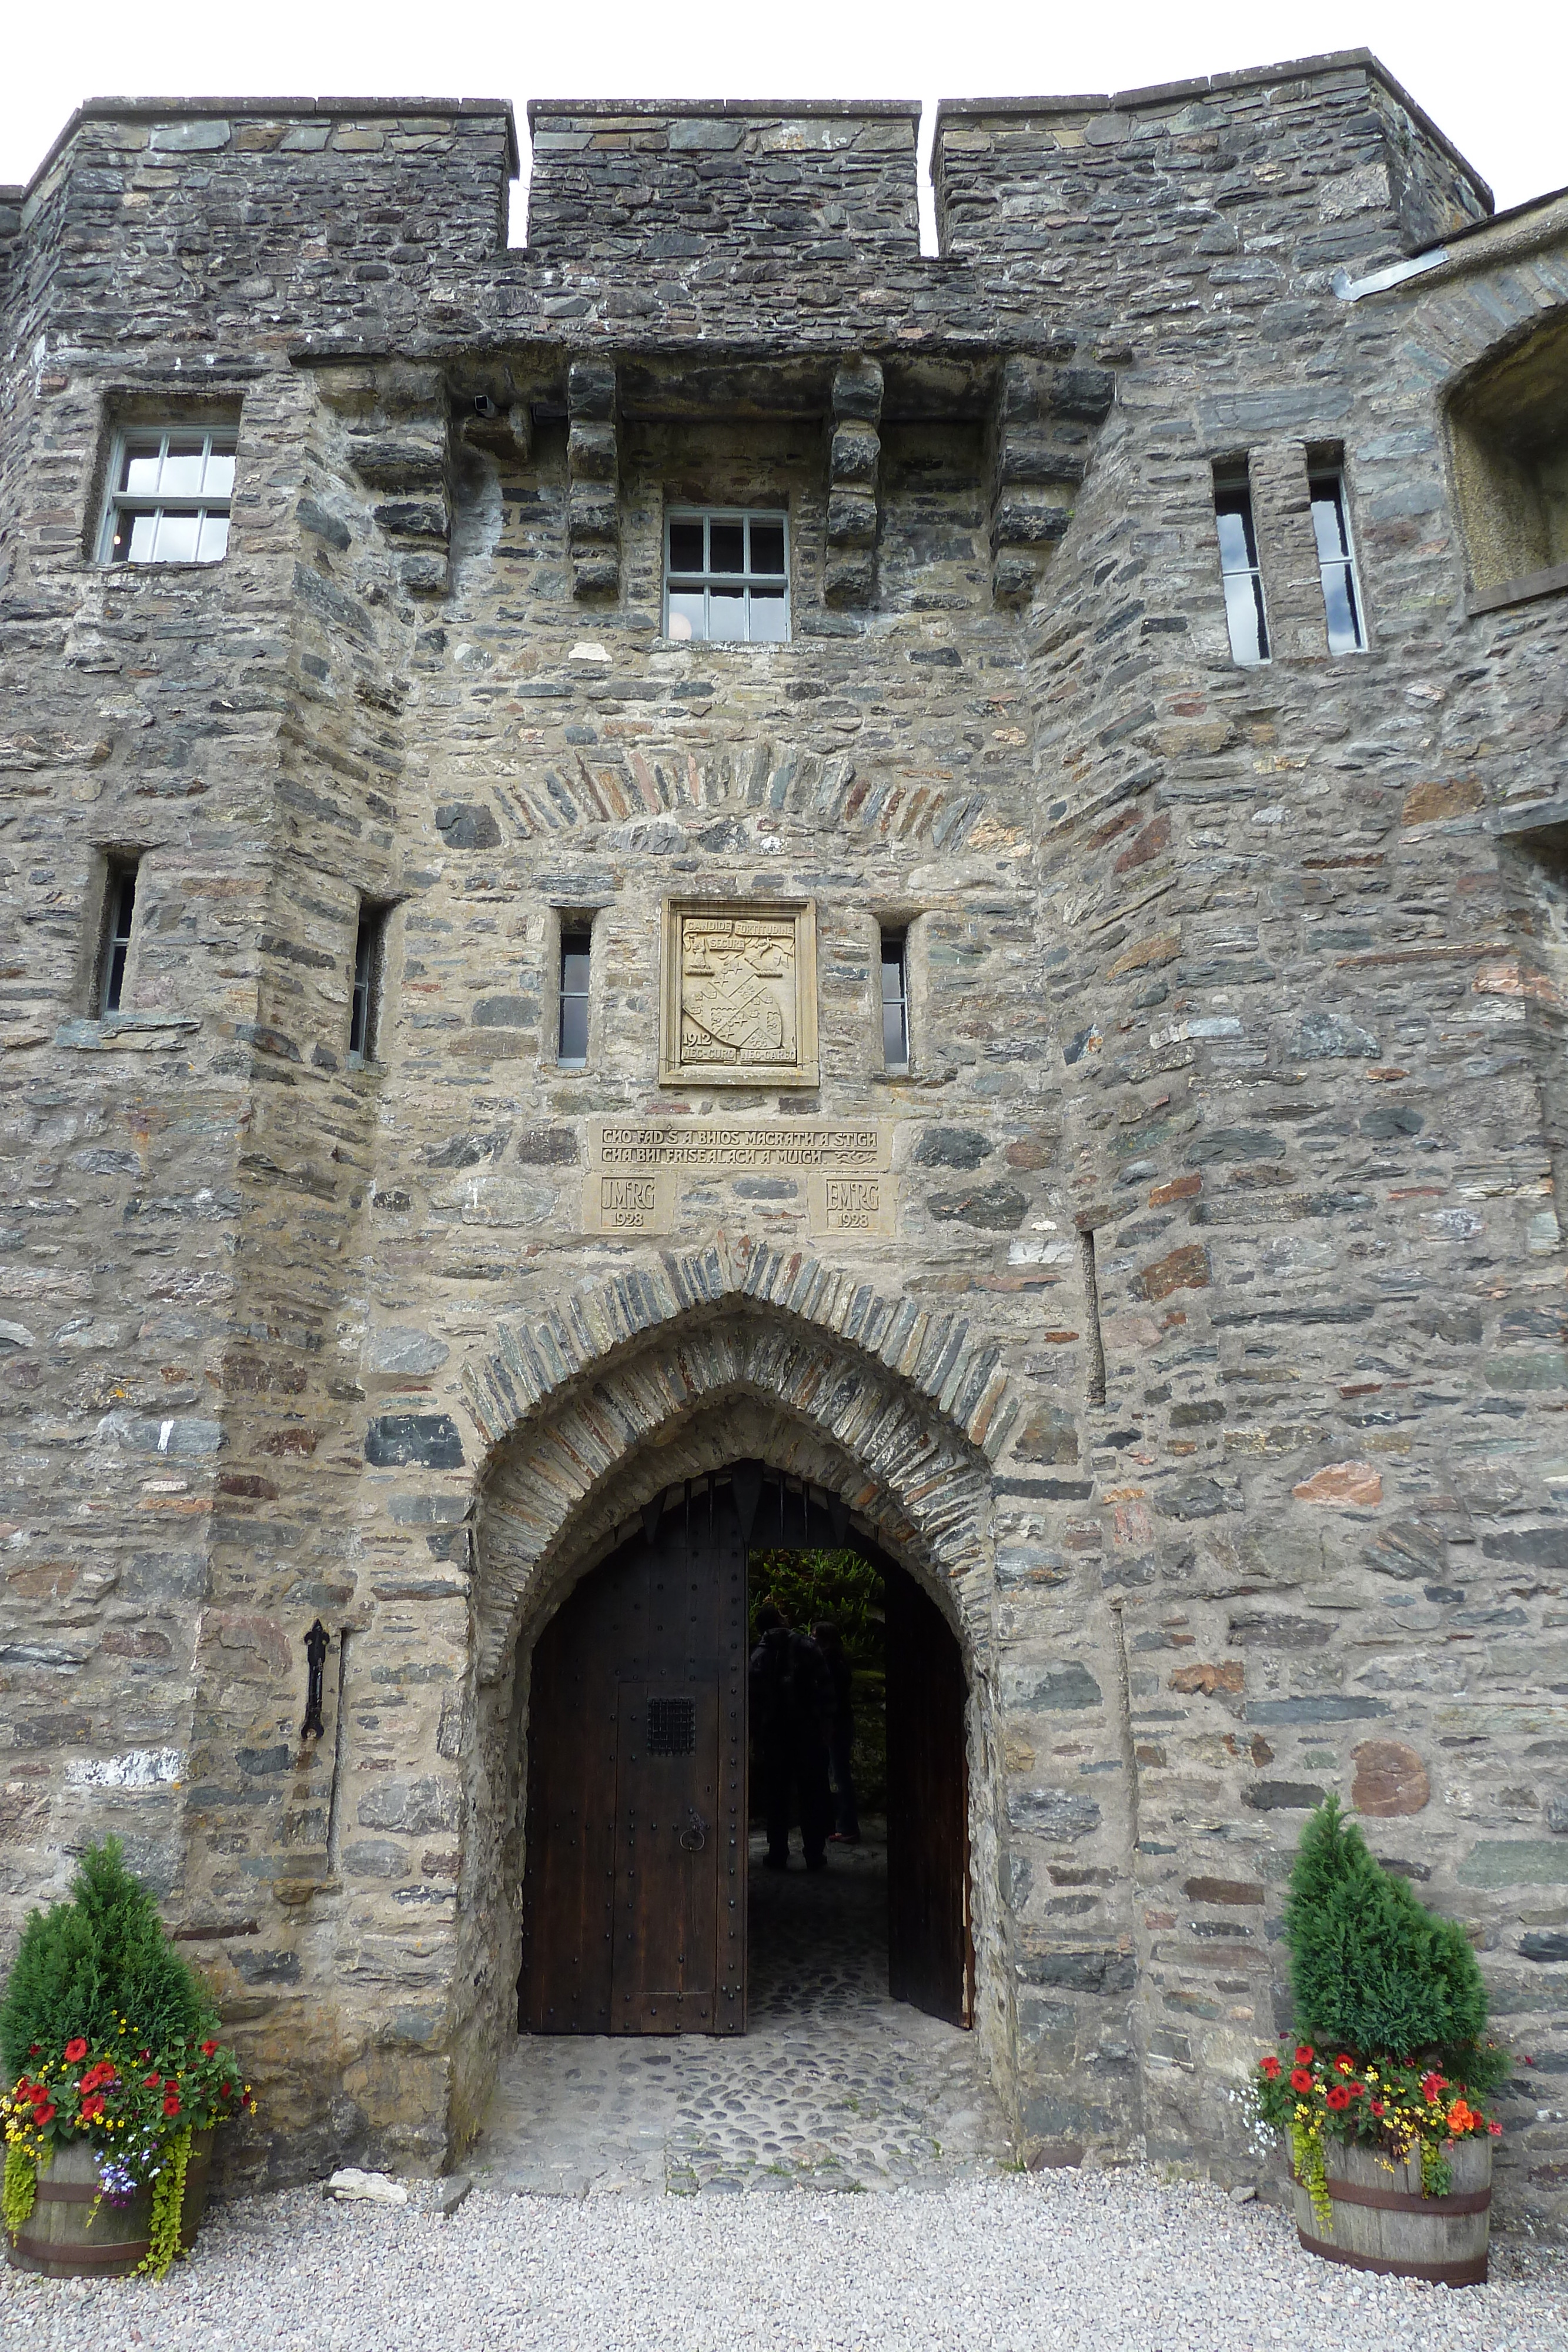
518,1461,974,2040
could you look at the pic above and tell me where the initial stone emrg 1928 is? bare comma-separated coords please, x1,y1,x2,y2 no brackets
659,899,819,1088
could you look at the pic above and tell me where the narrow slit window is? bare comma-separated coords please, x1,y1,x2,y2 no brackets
1309,466,1366,653
101,424,237,566
664,509,789,644
349,903,389,1064
99,861,139,1016
880,927,910,1070
559,926,592,1067
1213,464,1269,665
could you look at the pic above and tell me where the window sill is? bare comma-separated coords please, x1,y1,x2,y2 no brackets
101,562,229,581
56,1015,200,1052
1468,559,1568,619
654,637,788,653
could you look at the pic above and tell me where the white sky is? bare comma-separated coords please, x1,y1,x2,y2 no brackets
4,0,1563,226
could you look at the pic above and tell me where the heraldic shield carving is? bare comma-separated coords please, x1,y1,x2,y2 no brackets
659,900,820,1087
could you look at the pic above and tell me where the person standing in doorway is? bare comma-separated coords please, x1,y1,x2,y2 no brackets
750,1602,834,1869
814,1619,862,1845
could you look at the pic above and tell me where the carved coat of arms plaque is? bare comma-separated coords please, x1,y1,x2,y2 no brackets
659,900,819,1088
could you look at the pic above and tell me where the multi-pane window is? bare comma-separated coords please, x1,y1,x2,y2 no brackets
664,510,788,644
1309,467,1366,653
349,903,389,1064
880,928,910,1071
558,926,592,1066
1213,464,1269,665
98,861,139,1015
101,426,236,566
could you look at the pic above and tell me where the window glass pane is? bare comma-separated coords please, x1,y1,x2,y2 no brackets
881,946,905,1001
160,437,207,498
1214,505,1254,574
127,512,158,562
883,1000,908,1066
197,512,230,563
708,590,746,642
154,511,199,563
709,521,744,575
561,948,591,996
1222,572,1268,666
748,588,787,643
1322,566,1360,655
750,521,785,575
203,449,236,500
667,591,704,642
668,519,704,573
1309,488,1343,564
559,994,589,1064
121,443,163,496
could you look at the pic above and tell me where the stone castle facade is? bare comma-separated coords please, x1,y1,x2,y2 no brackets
1,50,1566,2215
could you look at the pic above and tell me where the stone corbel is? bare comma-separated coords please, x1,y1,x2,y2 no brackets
567,359,620,598
326,362,454,597
825,356,883,607
989,356,1115,606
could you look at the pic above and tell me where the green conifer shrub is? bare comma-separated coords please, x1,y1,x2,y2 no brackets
1283,1797,1507,2093
0,1838,210,2078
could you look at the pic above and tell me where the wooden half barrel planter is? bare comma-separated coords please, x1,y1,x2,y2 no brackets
6,2129,216,2280
1291,2137,1491,2287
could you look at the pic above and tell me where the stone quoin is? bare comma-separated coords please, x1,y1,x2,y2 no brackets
1,52,1566,2216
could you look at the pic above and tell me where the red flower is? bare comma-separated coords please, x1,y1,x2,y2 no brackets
163,2092,182,2118
79,2094,106,2122
34,2103,55,2126
1420,2072,1447,2104
219,2083,232,2100
1290,2067,1313,2094
1325,2085,1351,2111
1345,2081,1364,2099
1294,2045,1314,2064
63,2038,88,2064
202,2040,218,2057
1335,2054,1353,2074
143,2073,162,2090
28,2044,40,2057
1259,2054,1281,2080
1489,2123,1503,2137
1370,2100,1385,2118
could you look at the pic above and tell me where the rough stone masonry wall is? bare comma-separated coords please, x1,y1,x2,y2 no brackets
1,54,1566,2219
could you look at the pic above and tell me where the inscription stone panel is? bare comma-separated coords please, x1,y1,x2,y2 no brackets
591,1121,889,1172
807,1172,898,1237
659,900,818,1088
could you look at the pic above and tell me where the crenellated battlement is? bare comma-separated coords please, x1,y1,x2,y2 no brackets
524,101,922,266
935,52,1491,272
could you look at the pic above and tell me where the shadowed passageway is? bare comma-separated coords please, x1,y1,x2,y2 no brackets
475,1831,1008,2196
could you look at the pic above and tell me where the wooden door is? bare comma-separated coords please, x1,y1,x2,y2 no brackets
519,1485,747,2034
885,1568,974,2027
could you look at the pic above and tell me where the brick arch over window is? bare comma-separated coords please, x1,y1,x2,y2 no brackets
464,1233,1018,1683
466,736,1004,854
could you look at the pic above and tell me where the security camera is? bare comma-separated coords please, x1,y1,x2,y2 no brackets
473,394,499,419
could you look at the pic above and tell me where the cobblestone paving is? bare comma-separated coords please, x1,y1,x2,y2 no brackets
474,1830,1012,2196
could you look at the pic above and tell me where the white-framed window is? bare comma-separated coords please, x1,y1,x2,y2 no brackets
557,922,592,1067
663,509,789,644
99,425,237,566
1212,462,1269,666
348,901,390,1066
880,926,910,1071
1308,465,1367,654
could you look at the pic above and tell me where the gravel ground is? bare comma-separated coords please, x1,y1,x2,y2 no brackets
3,2169,1565,2352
